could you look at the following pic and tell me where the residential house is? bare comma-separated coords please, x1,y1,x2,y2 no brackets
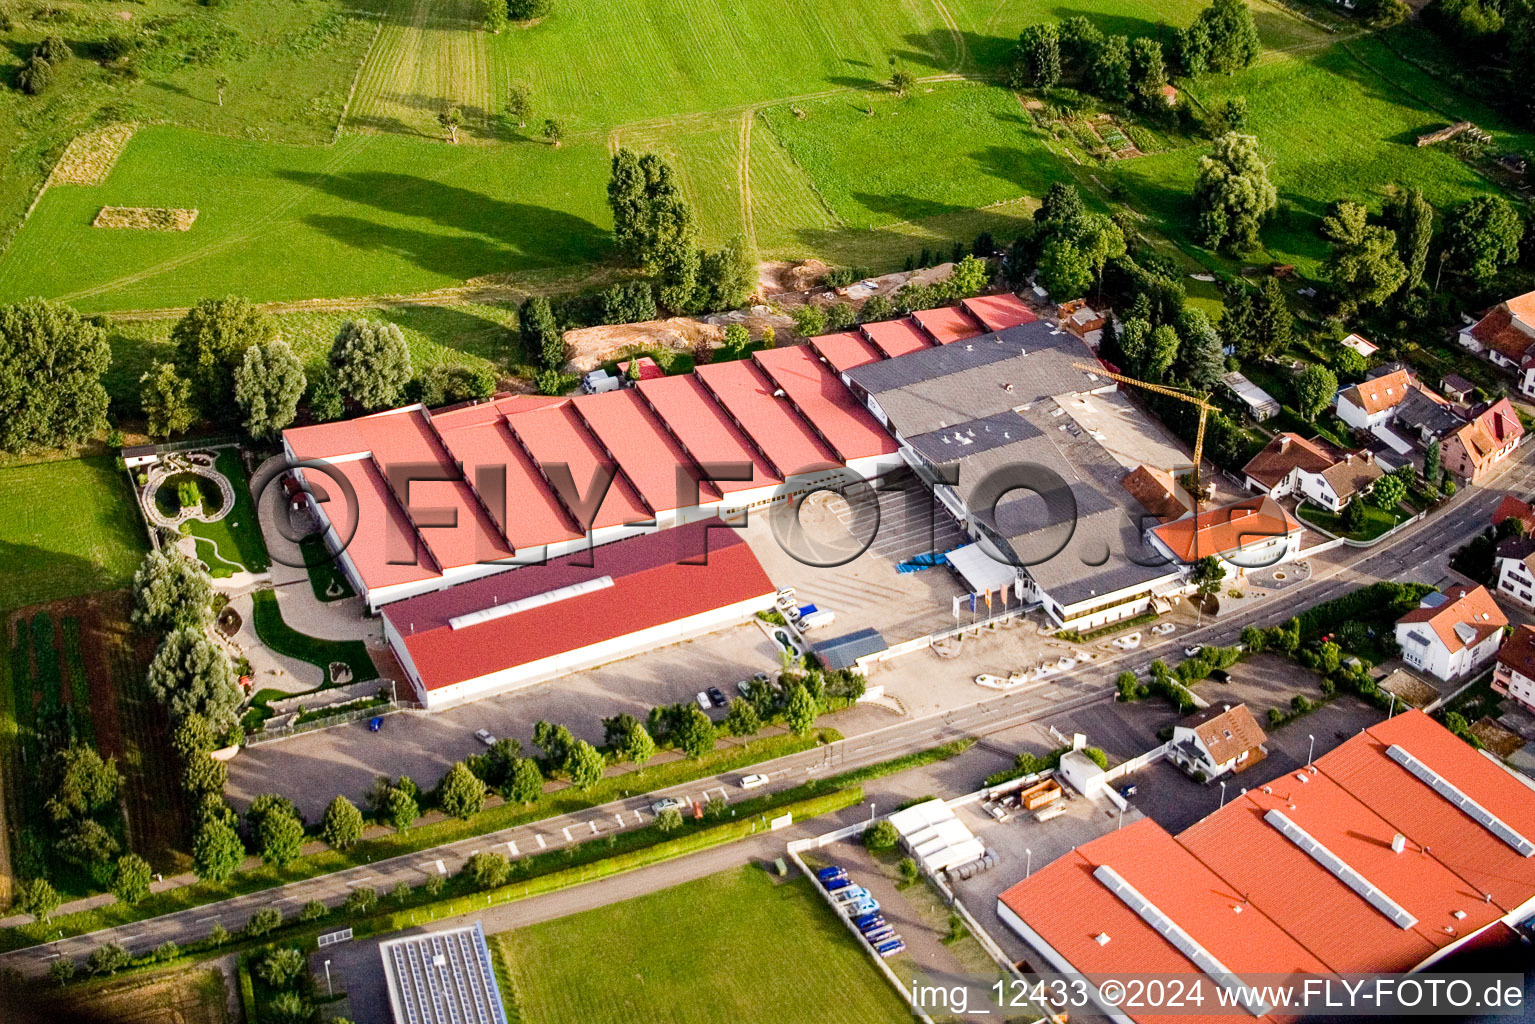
1168,703,1268,780
1493,624,1535,714
1391,385,1464,445
1336,367,1415,431
1241,432,1382,512
1395,584,1508,681
1147,495,1303,574
1458,289,1535,376
1493,533,1535,610
1442,398,1525,484
1493,494,1535,534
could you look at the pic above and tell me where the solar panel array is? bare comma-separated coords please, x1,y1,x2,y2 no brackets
1386,743,1535,857
1091,864,1270,1017
380,922,509,1024
1263,809,1419,929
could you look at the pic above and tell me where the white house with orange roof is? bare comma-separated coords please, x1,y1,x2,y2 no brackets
1459,289,1535,375
1395,584,1508,681
1146,495,1303,575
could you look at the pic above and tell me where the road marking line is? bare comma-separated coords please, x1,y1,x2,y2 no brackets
434,859,446,874
613,814,624,827
588,820,597,835
505,840,518,856
561,826,573,842
345,877,378,886
536,834,546,849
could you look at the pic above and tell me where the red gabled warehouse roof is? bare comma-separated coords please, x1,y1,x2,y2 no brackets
751,346,898,463
500,398,653,530
383,518,774,690
571,388,723,514
860,318,933,358
634,375,782,494
808,331,883,375
961,294,1038,332
910,305,983,345
692,359,839,479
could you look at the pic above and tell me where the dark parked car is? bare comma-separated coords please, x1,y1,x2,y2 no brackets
1210,669,1231,684
706,686,728,708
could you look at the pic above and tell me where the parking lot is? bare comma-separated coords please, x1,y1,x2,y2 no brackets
1116,692,1386,834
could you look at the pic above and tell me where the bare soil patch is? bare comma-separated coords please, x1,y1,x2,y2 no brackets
48,123,138,186
561,316,721,371
94,207,199,231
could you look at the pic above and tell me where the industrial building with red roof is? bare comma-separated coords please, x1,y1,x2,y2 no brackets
382,518,776,707
997,710,1535,1024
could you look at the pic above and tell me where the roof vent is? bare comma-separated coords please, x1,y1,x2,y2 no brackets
1093,932,1110,946
1391,833,1406,854
1295,773,1309,784
1003,382,1015,392
1453,910,1467,920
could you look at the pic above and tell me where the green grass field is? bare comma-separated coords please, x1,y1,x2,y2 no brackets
0,0,1529,311
0,458,149,614
490,865,912,1024
183,451,271,574
248,589,374,684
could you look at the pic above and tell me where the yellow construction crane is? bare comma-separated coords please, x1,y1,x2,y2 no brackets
1072,361,1217,513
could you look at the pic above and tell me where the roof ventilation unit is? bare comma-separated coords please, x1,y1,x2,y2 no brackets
1264,809,1417,929
1386,744,1535,856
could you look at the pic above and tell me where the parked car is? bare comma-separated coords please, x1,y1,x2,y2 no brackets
824,876,851,892
696,691,712,711
739,773,769,790
852,912,883,930
474,728,496,746
736,679,753,697
368,717,383,732
848,897,879,916
864,926,896,944
1210,669,1231,684
832,886,870,904
817,866,848,884
650,796,686,815
706,686,728,708
1184,645,1203,658
1119,784,1137,799
876,938,906,957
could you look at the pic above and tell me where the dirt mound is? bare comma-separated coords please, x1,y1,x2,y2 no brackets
562,317,723,371
759,259,831,294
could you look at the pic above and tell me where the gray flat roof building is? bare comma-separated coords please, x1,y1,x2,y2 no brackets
379,922,509,1024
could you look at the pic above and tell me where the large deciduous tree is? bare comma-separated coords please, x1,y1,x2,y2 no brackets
1321,201,1406,313
146,627,241,732
132,550,214,633
172,297,272,414
1444,196,1523,284
1194,133,1276,252
1383,188,1434,293
1011,23,1061,88
47,743,122,823
193,815,246,881
0,299,110,452
234,339,306,440
330,319,412,411
320,795,364,849
1292,364,1338,422
140,361,197,439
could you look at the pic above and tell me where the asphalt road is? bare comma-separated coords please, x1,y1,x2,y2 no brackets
5,451,1528,976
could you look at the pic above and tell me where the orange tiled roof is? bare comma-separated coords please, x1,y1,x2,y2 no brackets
1339,369,1413,416
1150,495,1301,563
1241,433,1337,489
1470,304,1535,362
1188,703,1267,765
1122,465,1191,521
1397,583,1507,654
1492,494,1535,533
1451,398,1524,470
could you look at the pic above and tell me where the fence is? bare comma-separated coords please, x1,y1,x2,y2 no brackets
130,434,243,456
244,700,399,746
784,834,938,1024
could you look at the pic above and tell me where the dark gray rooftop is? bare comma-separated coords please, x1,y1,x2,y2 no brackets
814,628,888,670
905,410,1042,465
1393,387,1465,440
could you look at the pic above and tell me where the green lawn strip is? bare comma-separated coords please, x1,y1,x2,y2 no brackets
183,451,269,573
297,536,354,603
189,538,242,580
248,590,371,684
377,788,865,938
0,457,149,614
37,787,861,982
1296,501,1414,541
60,618,95,747
489,854,907,1024
0,729,832,949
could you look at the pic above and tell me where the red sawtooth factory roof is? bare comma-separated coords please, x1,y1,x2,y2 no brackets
319,457,441,590
430,403,583,552
996,710,1535,1016
383,518,774,690
572,388,723,513
911,305,984,344
692,359,839,479
962,294,1038,332
752,346,898,462
501,398,653,530
860,318,934,358
809,331,883,375
634,374,781,494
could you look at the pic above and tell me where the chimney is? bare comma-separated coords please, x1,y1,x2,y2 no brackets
1344,453,1353,464
1391,833,1406,854
1278,435,1291,450
1363,451,1374,464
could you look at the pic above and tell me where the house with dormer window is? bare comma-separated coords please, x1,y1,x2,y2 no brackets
1394,584,1507,681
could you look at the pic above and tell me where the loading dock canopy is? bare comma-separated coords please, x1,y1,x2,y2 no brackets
813,627,887,670
945,542,1018,594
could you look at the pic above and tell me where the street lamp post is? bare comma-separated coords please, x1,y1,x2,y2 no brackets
324,959,332,998
1025,848,1033,879
868,802,876,823
1307,733,1315,767
1218,780,1228,809
1388,691,1398,718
